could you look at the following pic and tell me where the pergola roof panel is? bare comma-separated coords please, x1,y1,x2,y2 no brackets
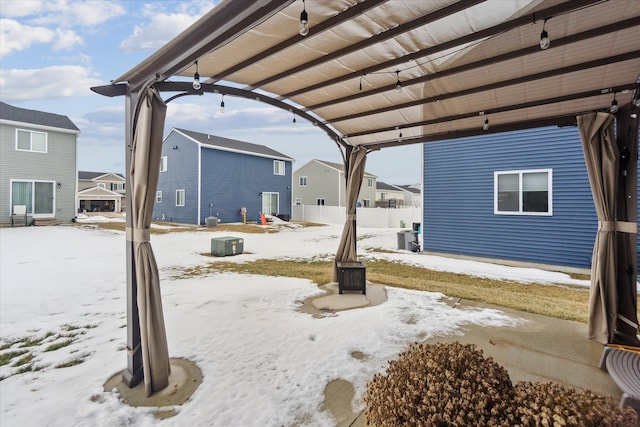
104,0,639,151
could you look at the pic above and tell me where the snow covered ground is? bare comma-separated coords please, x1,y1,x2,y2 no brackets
0,222,589,426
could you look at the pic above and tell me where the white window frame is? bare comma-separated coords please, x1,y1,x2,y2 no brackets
97,183,106,189
494,169,553,216
367,178,373,187
299,176,307,186
363,199,371,207
160,156,168,172
111,182,125,191
274,160,285,176
176,189,185,207
15,129,48,153
156,191,162,203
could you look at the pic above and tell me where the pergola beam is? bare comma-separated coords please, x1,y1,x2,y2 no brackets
281,0,604,100
251,0,486,90
306,17,640,111
344,83,640,142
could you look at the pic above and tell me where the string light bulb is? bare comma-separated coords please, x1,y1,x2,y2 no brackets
192,61,201,90
539,19,550,50
219,95,225,113
299,0,309,36
395,71,402,92
292,114,297,127
483,117,490,131
610,93,618,113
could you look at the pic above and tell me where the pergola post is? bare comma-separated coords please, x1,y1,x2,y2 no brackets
122,87,143,388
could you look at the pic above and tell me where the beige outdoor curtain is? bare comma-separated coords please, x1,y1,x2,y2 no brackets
130,87,171,396
578,112,639,345
332,145,367,282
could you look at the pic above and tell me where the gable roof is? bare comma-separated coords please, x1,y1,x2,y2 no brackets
0,102,79,132
172,128,293,161
396,185,421,195
78,171,125,181
306,159,376,178
376,181,403,191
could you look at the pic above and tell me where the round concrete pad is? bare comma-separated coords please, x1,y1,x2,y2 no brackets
309,282,387,312
103,358,202,410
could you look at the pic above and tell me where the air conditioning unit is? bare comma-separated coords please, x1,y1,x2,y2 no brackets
211,236,243,257
206,216,218,227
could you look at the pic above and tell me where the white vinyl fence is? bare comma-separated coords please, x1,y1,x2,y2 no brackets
292,204,422,228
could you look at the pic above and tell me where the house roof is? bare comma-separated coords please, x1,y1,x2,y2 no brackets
173,128,294,161
396,185,421,195
311,159,376,178
93,0,639,154
0,102,79,132
376,181,402,191
78,171,125,180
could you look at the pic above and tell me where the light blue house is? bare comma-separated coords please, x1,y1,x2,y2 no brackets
422,125,620,270
153,128,294,225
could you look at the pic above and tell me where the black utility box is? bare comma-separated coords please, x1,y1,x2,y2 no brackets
337,261,366,294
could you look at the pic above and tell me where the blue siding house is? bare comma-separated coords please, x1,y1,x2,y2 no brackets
153,128,294,225
422,126,609,270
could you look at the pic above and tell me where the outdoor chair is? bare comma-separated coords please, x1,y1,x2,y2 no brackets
11,205,27,227
599,344,640,412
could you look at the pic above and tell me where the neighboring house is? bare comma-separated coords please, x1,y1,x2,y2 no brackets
77,171,125,213
292,159,377,207
0,102,79,225
396,184,422,208
153,128,294,225
375,181,406,208
422,125,606,270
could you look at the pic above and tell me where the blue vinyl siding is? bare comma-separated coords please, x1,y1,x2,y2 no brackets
423,126,598,269
153,133,199,223
200,148,292,224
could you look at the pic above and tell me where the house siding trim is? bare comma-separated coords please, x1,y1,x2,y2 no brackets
0,119,80,135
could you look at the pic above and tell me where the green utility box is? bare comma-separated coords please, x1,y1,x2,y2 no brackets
211,236,244,257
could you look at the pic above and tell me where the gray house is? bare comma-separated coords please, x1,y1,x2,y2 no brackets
292,159,377,207
153,128,294,225
77,171,126,213
0,102,79,225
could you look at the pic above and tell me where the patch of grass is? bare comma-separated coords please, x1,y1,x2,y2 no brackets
0,350,29,366
12,353,34,367
56,359,84,368
44,339,74,352
16,364,33,374
169,258,603,323
16,332,55,348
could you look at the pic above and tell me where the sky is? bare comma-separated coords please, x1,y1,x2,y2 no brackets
0,219,591,426
0,0,422,185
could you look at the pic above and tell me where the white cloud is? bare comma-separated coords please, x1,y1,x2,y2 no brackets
118,12,202,52
0,66,104,102
0,0,46,17
0,19,54,57
18,0,126,27
52,28,84,51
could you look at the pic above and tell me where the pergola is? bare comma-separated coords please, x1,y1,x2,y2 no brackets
92,0,640,396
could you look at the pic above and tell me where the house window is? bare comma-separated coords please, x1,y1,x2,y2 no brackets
160,156,168,172
111,183,125,191
176,189,185,206
16,129,47,153
367,178,373,187
156,191,162,203
11,180,54,215
380,192,387,200
295,198,302,205
299,176,307,186
274,160,285,175
316,198,325,206
97,183,106,189
495,169,552,215
363,199,371,207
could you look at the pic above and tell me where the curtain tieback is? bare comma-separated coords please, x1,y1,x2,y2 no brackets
598,221,637,233
126,227,151,242
127,342,141,356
